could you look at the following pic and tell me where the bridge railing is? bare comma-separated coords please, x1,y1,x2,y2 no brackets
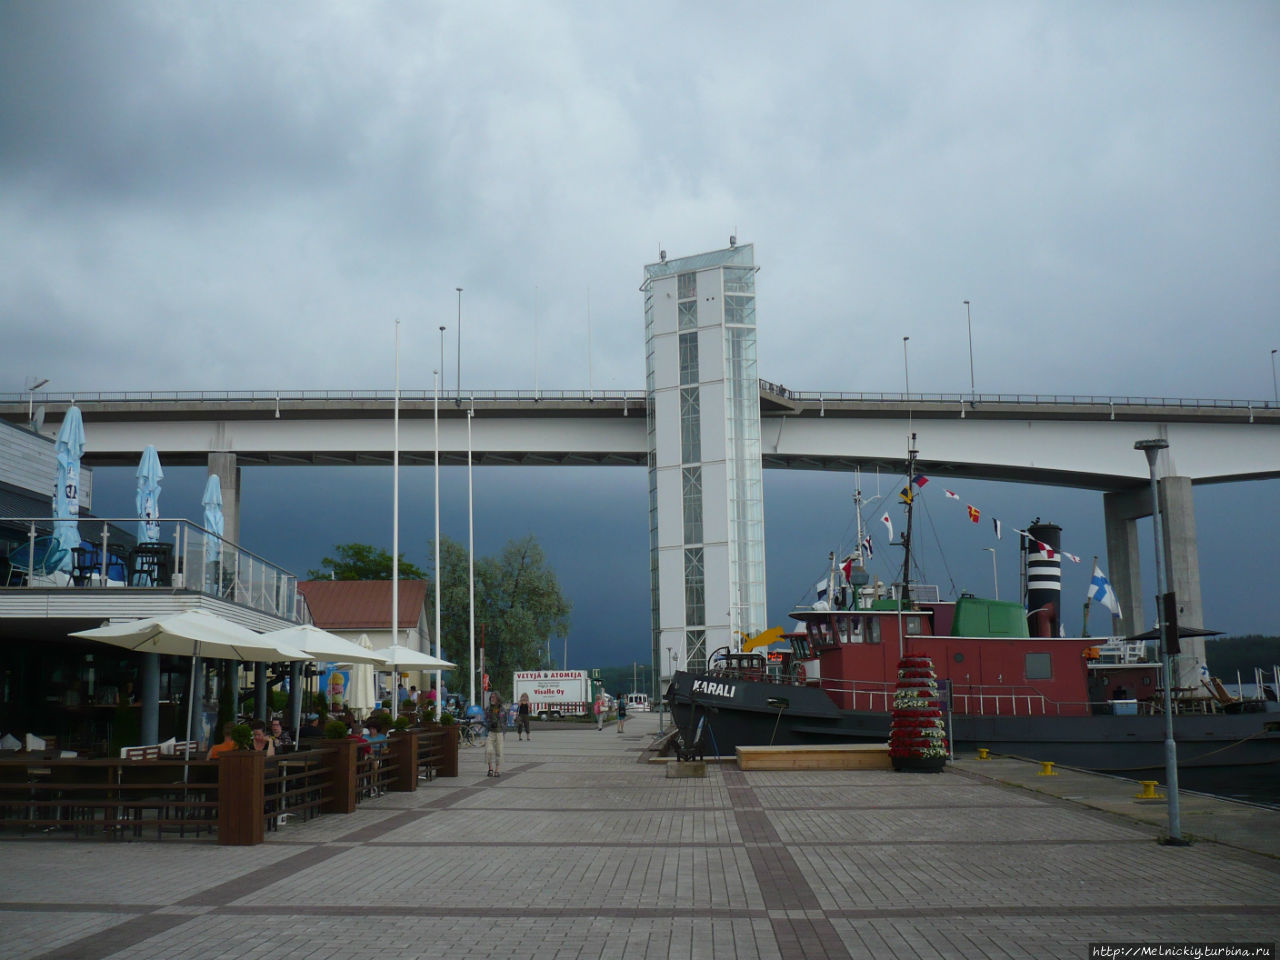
2,385,1276,409
0,517,304,622
758,380,1278,409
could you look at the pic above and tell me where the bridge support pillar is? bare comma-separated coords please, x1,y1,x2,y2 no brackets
207,451,242,548
1103,476,1204,689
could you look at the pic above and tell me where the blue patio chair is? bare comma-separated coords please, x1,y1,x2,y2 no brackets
3,537,68,586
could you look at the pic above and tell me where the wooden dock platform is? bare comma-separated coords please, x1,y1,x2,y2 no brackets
735,742,892,771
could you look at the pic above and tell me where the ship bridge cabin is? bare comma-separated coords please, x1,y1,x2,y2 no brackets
789,594,1097,719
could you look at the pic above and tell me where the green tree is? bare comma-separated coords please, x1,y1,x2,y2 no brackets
308,543,426,581
436,534,571,700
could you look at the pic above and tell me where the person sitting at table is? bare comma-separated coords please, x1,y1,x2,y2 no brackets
270,717,293,751
298,714,323,739
346,721,370,759
364,718,387,754
207,722,238,759
250,720,276,756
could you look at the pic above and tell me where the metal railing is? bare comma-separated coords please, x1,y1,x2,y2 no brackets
1,516,305,623
3,384,1276,410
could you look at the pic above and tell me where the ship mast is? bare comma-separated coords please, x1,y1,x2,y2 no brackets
899,435,918,610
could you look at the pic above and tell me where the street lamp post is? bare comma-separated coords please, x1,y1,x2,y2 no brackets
1135,437,1186,845
434,326,445,699
963,300,974,402
26,377,49,424
983,547,998,599
1271,348,1277,405
455,288,463,405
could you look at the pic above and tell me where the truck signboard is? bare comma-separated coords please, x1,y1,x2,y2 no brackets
513,670,599,720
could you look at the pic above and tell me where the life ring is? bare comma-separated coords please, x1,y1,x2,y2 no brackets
792,662,807,684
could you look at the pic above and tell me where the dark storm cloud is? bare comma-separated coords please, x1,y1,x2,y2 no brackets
4,3,1279,663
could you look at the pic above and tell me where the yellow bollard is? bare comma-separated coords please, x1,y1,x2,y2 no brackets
977,748,990,760
1036,760,1057,776
1134,780,1165,800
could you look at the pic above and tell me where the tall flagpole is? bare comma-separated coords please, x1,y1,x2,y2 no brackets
392,320,401,712
434,327,444,701
467,400,476,707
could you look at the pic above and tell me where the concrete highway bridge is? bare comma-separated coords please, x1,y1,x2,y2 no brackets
3,383,1278,664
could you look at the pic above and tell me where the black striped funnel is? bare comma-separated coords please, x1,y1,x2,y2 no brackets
1026,521,1062,638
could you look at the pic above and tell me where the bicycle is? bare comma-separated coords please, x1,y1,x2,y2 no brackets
459,721,486,746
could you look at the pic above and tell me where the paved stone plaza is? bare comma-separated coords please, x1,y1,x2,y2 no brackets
1,713,1277,960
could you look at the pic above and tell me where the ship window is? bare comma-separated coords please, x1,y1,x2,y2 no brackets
954,652,964,664
1025,653,1052,680
1142,676,1152,686
867,618,881,644
904,616,924,636
837,616,862,642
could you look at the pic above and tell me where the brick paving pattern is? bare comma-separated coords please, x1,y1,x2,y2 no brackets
1,714,1277,959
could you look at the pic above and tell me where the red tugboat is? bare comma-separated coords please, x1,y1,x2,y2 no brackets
665,451,1280,775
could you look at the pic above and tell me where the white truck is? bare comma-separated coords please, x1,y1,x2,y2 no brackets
513,670,599,720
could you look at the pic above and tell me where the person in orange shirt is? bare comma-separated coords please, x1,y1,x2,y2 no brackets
206,722,238,759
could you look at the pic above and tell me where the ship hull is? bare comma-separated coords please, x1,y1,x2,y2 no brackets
667,670,1280,773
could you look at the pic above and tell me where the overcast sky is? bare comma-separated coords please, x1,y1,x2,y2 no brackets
4,3,1278,673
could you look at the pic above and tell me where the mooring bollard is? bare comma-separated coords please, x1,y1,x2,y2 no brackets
1036,760,1056,776
977,748,990,760
1134,780,1164,800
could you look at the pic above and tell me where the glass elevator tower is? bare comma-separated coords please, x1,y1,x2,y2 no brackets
643,243,766,685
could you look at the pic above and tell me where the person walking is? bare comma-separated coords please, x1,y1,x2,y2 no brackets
616,696,627,734
593,695,604,731
516,693,532,741
485,691,505,776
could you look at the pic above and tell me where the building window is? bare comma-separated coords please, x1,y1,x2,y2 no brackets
682,466,702,544
684,547,704,625
724,294,755,326
724,266,754,294
678,271,696,301
679,331,699,385
678,300,697,330
686,629,706,673
680,387,701,463
1025,653,1052,680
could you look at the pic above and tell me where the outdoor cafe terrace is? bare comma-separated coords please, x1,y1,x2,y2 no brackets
0,723,458,845
0,519,462,845
0,515,306,625
0,514,315,778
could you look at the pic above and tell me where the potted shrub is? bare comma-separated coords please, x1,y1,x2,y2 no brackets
230,723,253,750
324,719,349,740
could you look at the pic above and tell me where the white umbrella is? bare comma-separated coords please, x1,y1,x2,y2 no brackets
259,624,389,665
370,644,456,715
369,644,456,670
71,610,313,766
346,634,377,719
71,610,311,662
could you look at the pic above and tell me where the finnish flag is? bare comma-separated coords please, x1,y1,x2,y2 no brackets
1088,563,1121,617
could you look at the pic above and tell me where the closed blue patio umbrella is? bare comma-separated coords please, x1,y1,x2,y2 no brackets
136,445,164,543
201,474,224,592
52,406,85,573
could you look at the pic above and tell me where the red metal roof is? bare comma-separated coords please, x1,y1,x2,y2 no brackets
297,580,430,631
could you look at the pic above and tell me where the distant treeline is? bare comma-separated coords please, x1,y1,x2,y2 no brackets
1205,635,1280,676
